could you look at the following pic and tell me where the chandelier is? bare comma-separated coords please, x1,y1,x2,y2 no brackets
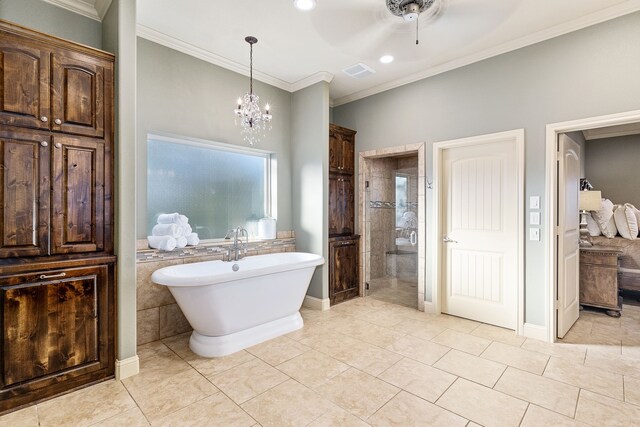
234,36,272,146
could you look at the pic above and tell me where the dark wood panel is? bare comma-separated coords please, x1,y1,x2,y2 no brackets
51,135,104,254
329,124,356,174
0,33,50,130
0,130,50,258
328,173,354,236
329,236,360,305
51,51,107,138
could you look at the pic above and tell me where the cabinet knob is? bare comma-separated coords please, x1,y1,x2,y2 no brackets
54,142,62,149
40,141,48,147
40,116,48,122
54,118,62,125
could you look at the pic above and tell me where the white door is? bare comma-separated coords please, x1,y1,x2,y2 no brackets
557,134,581,338
441,139,519,329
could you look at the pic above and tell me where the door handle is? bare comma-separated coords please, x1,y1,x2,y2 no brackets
443,236,459,243
39,272,67,280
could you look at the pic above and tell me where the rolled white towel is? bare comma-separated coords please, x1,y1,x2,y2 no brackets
147,235,177,251
157,213,189,226
175,236,188,248
186,233,200,246
182,224,193,235
152,223,184,238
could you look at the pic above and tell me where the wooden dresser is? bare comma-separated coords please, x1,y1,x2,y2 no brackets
579,246,622,317
328,124,359,305
0,20,116,412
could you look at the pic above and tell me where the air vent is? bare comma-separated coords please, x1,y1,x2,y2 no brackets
342,63,376,79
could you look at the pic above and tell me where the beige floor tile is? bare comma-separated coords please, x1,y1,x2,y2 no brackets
575,389,640,427
154,392,255,427
385,336,450,365
245,336,310,366
494,367,580,417
585,350,640,379
368,391,467,427
341,320,407,348
471,324,525,347
333,339,403,376
356,309,407,327
543,357,624,400
433,349,506,387
521,338,586,363
436,379,527,427
276,349,349,388
378,357,456,402
307,405,370,427
520,405,589,427
298,329,362,356
242,379,337,427
427,315,481,333
316,368,399,419
91,407,149,427
481,341,549,375
125,368,219,423
432,329,491,356
624,376,640,406
137,340,176,361
210,358,288,404
38,380,137,427
393,318,447,341
0,405,38,427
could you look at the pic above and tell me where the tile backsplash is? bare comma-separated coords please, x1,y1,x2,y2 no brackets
135,232,296,345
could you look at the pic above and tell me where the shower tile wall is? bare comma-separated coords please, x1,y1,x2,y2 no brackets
367,156,418,280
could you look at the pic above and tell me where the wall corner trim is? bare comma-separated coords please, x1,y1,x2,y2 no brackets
303,295,330,311
115,355,140,380
523,323,549,342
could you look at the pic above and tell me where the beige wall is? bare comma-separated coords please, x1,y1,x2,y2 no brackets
585,134,640,207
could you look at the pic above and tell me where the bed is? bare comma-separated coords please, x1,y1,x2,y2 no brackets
591,235,640,292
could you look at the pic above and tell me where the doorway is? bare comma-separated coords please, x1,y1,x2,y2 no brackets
432,129,525,332
546,110,640,342
359,144,426,311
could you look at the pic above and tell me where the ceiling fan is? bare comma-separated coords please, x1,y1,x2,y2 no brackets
386,0,443,44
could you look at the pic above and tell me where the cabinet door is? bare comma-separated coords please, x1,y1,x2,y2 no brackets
0,129,50,258
51,135,104,254
51,51,108,138
339,135,354,174
329,174,354,236
329,238,360,305
0,33,51,130
1,265,109,389
329,131,343,173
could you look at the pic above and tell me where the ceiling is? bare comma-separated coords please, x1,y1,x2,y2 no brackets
49,0,640,106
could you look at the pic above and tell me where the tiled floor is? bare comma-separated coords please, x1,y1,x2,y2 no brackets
2,299,640,426
367,276,418,309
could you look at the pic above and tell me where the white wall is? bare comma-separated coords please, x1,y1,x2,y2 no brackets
333,12,640,326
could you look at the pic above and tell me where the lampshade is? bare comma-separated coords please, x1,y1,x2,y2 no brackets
579,190,602,211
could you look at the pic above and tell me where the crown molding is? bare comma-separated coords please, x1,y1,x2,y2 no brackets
41,0,112,21
290,72,334,92
332,2,640,106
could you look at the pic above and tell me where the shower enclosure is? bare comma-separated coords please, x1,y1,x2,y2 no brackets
365,155,419,308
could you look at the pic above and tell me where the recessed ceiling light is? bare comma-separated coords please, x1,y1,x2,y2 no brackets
293,0,316,11
379,55,394,64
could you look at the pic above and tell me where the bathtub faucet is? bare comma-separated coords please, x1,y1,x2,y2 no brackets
226,226,248,261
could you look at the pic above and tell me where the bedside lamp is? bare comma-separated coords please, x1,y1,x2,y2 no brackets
579,190,601,247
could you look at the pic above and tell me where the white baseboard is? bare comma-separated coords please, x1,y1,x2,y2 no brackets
423,300,438,314
115,355,140,380
303,295,330,311
523,323,549,342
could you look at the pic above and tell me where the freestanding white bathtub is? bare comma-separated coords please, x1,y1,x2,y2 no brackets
151,252,324,357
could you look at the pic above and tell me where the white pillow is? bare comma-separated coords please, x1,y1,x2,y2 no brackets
630,204,640,237
586,213,601,237
593,199,618,238
615,203,639,240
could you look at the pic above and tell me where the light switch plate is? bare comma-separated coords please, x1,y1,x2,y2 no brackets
530,228,540,241
529,196,540,209
530,212,540,225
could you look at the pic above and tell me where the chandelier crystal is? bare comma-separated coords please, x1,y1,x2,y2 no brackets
234,36,272,146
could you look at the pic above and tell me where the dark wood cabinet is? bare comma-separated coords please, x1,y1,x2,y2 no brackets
328,173,354,236
329,124,355,174
329,236,360,305
0,20,115,413
579,246,622,316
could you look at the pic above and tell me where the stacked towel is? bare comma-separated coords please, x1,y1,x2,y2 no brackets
147,212,200,251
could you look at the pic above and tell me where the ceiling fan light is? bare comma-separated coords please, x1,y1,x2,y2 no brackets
293,0,316,11
402,2,421,21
